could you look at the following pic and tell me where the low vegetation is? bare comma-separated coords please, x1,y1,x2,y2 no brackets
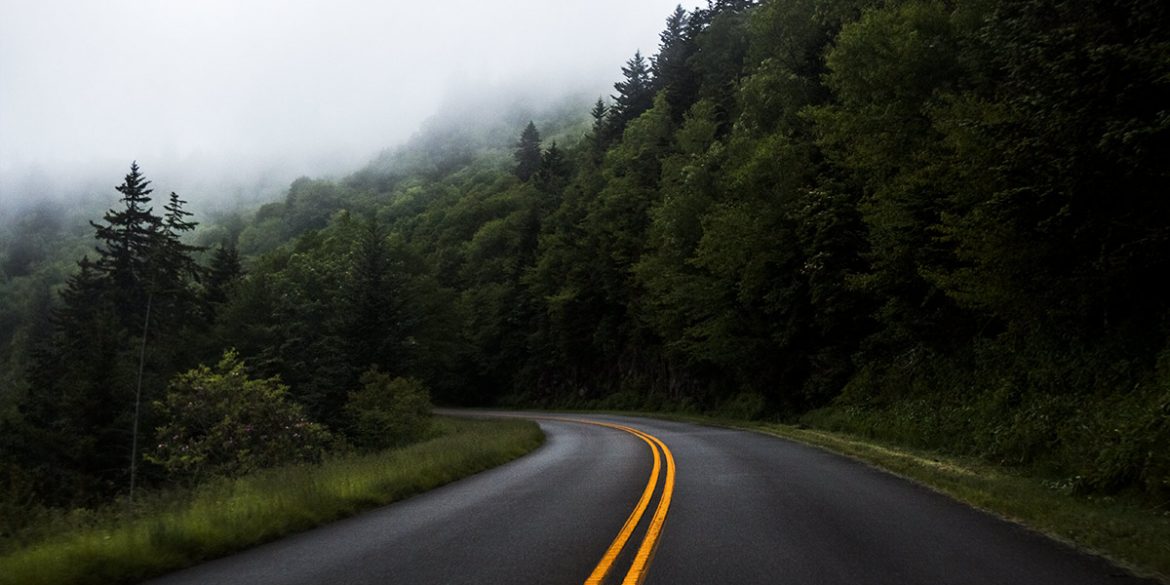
0,417,542,585
616,408,1170,582
752,421,1170,582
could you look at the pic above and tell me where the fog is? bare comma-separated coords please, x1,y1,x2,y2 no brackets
0,0,686,215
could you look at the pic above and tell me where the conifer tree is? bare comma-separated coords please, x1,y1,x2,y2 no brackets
152,192,203,329
203,243,243,309
589,98,612,158
19,163,208,504
610,51,655,130
339,216,413,410
24,256,130,502
513,121,543,181
536,141,570,192
90,162,163,327
653,6,700,121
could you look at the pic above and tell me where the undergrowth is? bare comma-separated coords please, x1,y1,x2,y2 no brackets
0,416,542,585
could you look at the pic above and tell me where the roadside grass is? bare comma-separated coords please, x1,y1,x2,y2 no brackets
751,422,1170,583
614,410,1169,583
0,416,543,585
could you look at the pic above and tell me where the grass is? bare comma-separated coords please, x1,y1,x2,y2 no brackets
615,410,1170,583
0,416,543,585
751,421,1170,582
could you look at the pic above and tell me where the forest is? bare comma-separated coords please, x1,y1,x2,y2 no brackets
1,0,1168,525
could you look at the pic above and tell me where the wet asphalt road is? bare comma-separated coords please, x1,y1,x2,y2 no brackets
144,413,1157,585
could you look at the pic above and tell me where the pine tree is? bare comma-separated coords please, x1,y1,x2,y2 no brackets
513,121,543,181
203,243,243,309
19,164,209,504
589,98,613,159
653,6,700,121
24,257,131,502
610,51,655,130
90,162,163,327
536,141,571,192
152,192,203,329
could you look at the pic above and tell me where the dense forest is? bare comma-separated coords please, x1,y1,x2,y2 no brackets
2,0,1169,521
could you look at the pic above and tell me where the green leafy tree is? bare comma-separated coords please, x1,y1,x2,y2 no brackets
343,369,432,450
148,350,331,481
812,1,972,351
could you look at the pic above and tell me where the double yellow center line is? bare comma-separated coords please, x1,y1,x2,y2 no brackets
546,418,676,585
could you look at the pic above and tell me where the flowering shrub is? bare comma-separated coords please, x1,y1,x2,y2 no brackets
147,350,332,481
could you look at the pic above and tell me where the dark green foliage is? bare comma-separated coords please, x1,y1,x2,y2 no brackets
610,51,655,130
513,121,543,181
588,98,613,156
202,243,242,309
536,141,570,193
147,350,331,481
89,162,163,327
341,216,400,374
653,6,701,121
344,369,432,450
21,258,131,502
17,163,207,505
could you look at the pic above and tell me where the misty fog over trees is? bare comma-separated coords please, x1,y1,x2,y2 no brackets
1,0,1169,540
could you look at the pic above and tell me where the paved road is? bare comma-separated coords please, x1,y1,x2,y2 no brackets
145,413,1157,585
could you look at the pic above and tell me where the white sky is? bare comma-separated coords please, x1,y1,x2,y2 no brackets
0,0,687,210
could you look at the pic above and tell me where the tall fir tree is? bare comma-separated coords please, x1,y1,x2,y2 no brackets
589,98,612,159
536,141,571,193
653,6,701,121
24,256,131,503
610,51,655,130
203,242,243,310
513,121,543,181
89,162,163,328
19,163,207,504
153,192,203,330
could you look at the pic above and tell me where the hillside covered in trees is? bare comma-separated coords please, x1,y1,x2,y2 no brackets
2,0,1169,519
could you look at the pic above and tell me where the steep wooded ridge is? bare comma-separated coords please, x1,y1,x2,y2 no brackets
1,0,1168,521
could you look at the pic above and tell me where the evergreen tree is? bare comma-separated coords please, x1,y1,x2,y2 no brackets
536,141,570,193
589,98,612,158
90,162,162,327
17,164,208,504
203,243,243,309
610,51,655,130
153,192,203,330
513,121,543,181
653,5,701,121
24,257,131,503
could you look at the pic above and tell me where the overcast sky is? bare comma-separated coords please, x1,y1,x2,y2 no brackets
0,0,686,211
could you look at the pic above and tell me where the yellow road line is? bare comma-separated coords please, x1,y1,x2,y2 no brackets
620,430,675,585
532,416,676,585
583,423,660,585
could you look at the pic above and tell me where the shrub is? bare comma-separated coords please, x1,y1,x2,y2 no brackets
718,392,767,420
147,350,331,481
343,370,431,451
